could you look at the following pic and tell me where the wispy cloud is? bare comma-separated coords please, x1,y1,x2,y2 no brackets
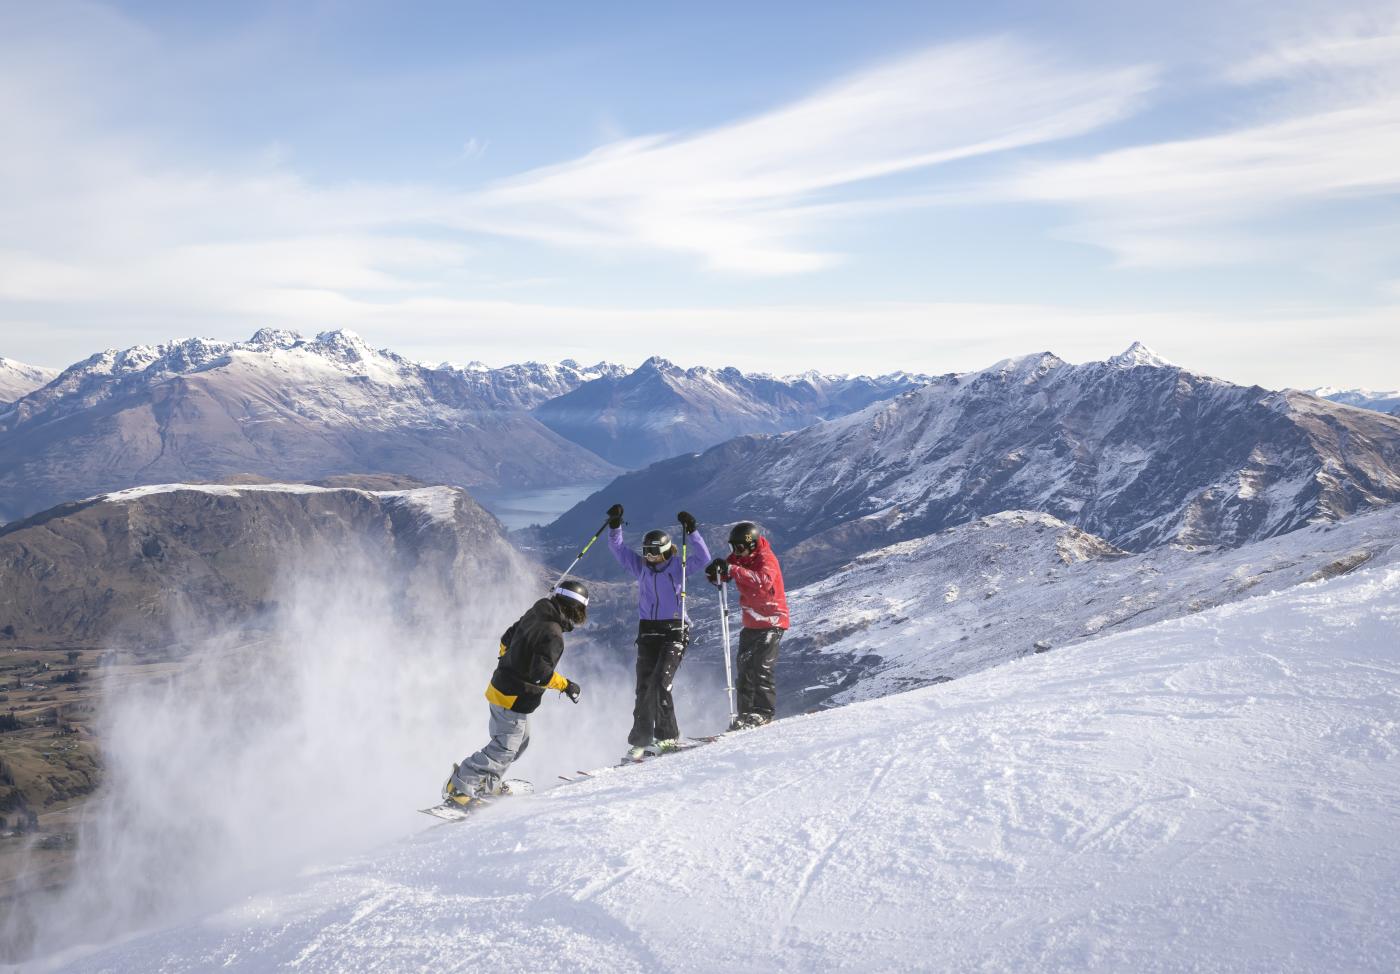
462,39,1156,273
995,19,1400,270
1001,94,1400,265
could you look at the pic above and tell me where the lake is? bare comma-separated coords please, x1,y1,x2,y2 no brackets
473,480,612,531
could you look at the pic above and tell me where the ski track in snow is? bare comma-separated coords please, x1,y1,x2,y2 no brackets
46,562,1400,973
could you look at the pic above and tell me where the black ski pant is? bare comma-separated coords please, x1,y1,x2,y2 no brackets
736,627,783,722
630,623,687,747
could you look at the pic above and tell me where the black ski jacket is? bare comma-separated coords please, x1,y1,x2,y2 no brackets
485,598,572,714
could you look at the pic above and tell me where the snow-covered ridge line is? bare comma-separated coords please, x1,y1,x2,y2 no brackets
98,482,460,509
91,483,468,526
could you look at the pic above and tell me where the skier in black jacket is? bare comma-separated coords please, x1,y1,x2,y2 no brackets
442,580,589,805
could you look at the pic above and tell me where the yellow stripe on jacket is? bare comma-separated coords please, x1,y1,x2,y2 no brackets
484,683,518,709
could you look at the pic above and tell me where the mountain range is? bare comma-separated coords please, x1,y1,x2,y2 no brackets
0,332,930,522
445,358,630,409
0,329,633,522
544,343,1400,576
532,356,928,468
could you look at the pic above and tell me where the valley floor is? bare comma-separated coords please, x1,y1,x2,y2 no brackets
50,558,1400,972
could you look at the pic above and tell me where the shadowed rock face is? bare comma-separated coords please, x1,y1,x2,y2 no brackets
0,331,620,522
0,483,531,648
542,349,1400,579
532,356,929,469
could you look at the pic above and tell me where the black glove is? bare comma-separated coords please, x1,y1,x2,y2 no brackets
677,511,697,534
705,558,730,586
563,679,582,704
606,504,623,529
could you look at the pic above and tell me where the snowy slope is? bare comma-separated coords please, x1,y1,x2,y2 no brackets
0,330,621,521
0,356,58,403
779,506,1400,707
49,558,1400,972
546,343,1400,560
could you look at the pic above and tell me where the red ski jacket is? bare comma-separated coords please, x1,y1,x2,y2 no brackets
727,536,789,630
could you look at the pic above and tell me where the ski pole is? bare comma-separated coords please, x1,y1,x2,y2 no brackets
554,519,610,588
679,522,689,627
719,581,737,724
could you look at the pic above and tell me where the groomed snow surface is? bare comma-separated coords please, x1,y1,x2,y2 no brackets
57,561,1400,973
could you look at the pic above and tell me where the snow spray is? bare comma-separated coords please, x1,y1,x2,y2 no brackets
4,539,649,965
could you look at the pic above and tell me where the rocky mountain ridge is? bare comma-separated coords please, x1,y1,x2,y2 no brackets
440,358,631,409
544,343,1400,574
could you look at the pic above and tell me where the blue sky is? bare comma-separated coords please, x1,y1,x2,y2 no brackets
1,0,1397,388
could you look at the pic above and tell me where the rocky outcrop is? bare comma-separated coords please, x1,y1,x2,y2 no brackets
0,483,531,647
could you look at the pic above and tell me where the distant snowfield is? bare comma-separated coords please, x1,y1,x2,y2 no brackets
53,561,1400,973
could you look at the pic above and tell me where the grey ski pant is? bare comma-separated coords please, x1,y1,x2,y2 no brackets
455,703,530,793
736,627,783,722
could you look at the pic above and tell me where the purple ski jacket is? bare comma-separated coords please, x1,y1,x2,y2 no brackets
609,526,711,622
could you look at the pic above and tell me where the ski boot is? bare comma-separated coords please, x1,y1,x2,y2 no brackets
645,738,682,756
622,745,646,763
442,764,487,807
728,713,771,732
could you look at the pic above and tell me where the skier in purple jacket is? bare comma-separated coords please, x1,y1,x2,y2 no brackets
606,503,711,761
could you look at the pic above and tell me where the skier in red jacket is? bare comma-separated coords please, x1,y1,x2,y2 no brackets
706,521,788,730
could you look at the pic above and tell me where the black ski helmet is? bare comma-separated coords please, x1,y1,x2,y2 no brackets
552,578,590,626
642,529,674,558
728,521,761,554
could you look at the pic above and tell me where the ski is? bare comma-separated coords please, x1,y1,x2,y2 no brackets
617,734,724,765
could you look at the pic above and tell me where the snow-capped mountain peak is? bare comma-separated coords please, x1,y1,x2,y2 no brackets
312,328,377,362
1107,341,1172,369
985,351,1066,379
0,356,60,403
246,328,303,350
